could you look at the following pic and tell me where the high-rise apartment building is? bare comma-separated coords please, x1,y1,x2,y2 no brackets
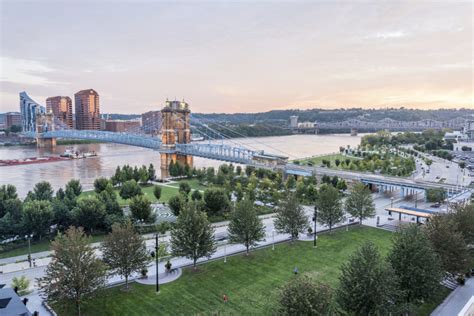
141,110,162,135
46,96,73,128
20,91,46,132
74,89,100,130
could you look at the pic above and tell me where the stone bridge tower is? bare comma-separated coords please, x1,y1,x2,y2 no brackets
35,112,56,148
160,100,193,179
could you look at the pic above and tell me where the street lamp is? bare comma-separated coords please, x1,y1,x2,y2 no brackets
155,233,160,294
224,243,227,263
390,197,394,208
313,207,318,248
272,230,275,250
25,234,32,268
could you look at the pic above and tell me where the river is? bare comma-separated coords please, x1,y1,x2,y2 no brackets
0,134,362,197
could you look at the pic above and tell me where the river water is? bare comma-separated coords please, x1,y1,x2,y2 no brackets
0,134,362,197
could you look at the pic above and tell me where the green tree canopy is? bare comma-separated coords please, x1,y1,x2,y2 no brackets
119,180,142,200
153,185,162,201
344,182,375,224
72,197,106,233
228,199,266,255
278,276,333,315
170,202,216,269
101,220,149,289
274,193,308,241
129,195,152,223
425,214,469,274
317,184,344,232
203,188,230,216
22,200,53,240
388,225,441,308
337,241,398,314
38,227,107,316
93,177,111,194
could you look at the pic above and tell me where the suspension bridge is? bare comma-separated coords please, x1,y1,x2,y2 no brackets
22,99,471,200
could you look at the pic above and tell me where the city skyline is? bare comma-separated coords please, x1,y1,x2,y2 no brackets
1,1,472,114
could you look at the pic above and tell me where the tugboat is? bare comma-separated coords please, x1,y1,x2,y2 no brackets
60,148,97,159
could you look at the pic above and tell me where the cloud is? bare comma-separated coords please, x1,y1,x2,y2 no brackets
366,31,406,40
0,56,60,86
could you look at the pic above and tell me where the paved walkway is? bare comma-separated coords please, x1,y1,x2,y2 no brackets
135,268,182,285
432,277,474,316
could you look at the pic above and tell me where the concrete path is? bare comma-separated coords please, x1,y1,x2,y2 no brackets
135,268,182,285
432,277,474,316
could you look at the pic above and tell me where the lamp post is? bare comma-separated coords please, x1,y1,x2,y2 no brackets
313,207,318,248
155,233,160,294
272,230,275,250
224,243,227,263
26,234,32,268
390,196,394,208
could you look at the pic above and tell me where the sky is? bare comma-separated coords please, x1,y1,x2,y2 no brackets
0,0,472,114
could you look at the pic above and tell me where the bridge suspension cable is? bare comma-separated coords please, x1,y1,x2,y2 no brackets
191,113,297,159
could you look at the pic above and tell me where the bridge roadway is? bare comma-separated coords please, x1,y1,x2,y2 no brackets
284,164,466,193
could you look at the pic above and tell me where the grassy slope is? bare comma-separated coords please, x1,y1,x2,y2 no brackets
54,226,441,316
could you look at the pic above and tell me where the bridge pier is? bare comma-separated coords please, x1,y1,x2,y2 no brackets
160,153,193,180
36,137,56,148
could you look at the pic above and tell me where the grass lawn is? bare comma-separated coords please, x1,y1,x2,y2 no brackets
80,179,206,206
296,153,354,169
0,235,106,260
53,226,448,316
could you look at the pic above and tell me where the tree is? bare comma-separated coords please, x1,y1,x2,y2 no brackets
22,200,53,240
119,180,142,200
179,181,191,195
30,181,54,201
129,195,152,222
168,194,187,216
285,176,296,190
191,190,202,201
153,185,162,201
101,220,149,290
426,188,446,203
93,177,110,194
317,185,344,232
279,276,333,315
344,182,375,224
72,197,106,233
203,188,230,216
170,203,216,269
388,225,441,309
228,199,266,255
274,193,308,241
12,275,30,296
38,227,107,316
138,166,149,184
98,183,122,216
148,163,156,182
0,184,18,217
65,179,82,197
450,204,474,245
425,214,469,274
337,242,397,315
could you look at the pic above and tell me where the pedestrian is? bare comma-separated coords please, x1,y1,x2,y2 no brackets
223,294,228,303
293,266,298,275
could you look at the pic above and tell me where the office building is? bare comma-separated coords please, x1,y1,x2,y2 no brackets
75,89,100,130
5,112,21,129
19,91,46,132
104,120,141,132
46,96,73,128
141,110,162,135
290,115,298,128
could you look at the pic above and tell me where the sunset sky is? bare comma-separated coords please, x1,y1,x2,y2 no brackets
1,1,472,113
